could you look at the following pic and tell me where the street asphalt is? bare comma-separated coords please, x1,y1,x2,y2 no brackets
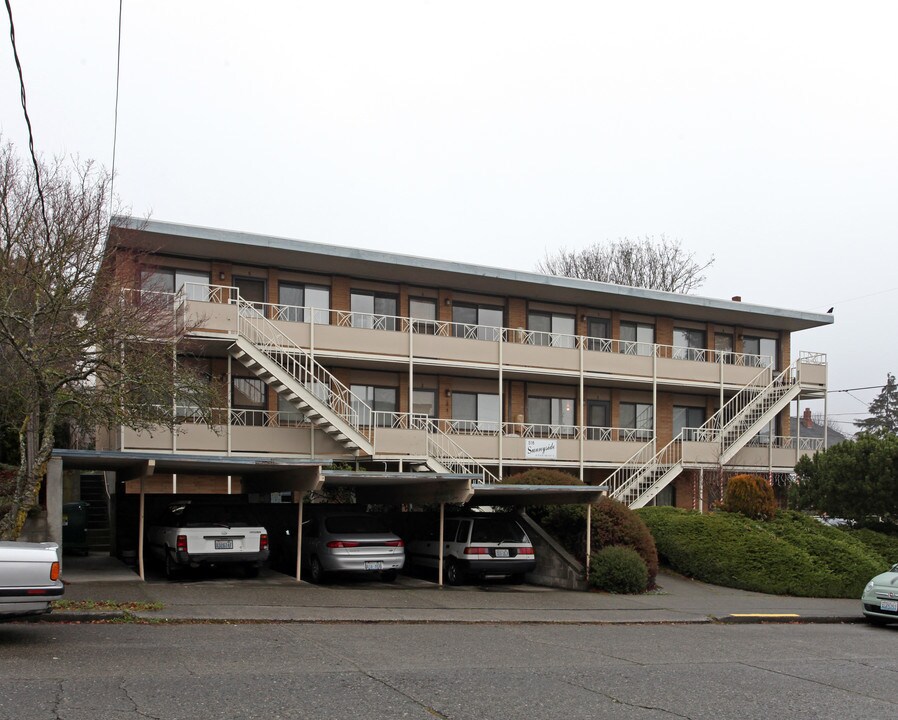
42,553,866,626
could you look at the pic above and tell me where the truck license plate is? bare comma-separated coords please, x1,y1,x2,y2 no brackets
214,539,233,550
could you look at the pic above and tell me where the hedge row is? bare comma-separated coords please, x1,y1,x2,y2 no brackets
637,507,889,598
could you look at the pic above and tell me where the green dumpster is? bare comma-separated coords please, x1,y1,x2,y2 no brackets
62,501,89,556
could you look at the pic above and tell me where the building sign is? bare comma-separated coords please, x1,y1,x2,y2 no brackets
526,439,558,459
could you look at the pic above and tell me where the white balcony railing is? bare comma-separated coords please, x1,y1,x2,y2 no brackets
176,284,776,369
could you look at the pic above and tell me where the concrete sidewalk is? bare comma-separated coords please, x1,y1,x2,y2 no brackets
49,553,863,625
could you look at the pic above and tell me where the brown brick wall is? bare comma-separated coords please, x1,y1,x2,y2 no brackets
331,276,351,313
507,298,527,331
508,382,526,424
656,317,673,348
656,392,673,445
438,290,453,322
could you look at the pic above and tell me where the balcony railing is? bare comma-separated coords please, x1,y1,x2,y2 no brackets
175,284,776,369
172,405,650,444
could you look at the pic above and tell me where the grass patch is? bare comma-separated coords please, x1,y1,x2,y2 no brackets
637,507,891,598
52,599,163,612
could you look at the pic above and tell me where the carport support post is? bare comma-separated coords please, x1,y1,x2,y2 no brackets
138,475,146,581
584,502,591,581
438,502,445,588
296,496,303,582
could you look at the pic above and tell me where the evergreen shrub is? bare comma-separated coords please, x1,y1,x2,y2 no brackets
589,546,649,594
721,473,777,520
638,506,886,597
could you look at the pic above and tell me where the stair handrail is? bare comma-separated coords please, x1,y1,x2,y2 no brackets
608,364,783,503
232,294,373,440
708,362,798,456
420,418,501,485
225,290,498,483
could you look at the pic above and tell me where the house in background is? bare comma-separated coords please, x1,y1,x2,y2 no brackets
791,408,850,447
80,218,833,535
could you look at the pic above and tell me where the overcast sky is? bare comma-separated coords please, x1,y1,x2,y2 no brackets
2,1,896,434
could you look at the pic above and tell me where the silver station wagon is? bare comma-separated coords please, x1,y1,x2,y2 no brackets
406,514,536,585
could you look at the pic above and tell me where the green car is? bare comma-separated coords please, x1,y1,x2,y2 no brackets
862,563,898,625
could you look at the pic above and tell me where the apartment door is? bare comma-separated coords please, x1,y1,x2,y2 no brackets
234,277,266,316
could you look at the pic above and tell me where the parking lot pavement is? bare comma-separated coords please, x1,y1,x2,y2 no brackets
53,553,864,626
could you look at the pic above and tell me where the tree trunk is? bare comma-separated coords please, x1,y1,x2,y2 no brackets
0,406,58,541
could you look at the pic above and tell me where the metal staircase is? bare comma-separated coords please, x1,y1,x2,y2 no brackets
609,362,802,508
226,295,499,483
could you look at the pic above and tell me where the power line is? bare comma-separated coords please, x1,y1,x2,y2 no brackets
827,385,884,393
814,285,898,312
110,0,123,204
4,0,50,241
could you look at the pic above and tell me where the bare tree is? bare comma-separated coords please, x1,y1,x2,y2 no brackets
537,236,714,293
0,141,216,540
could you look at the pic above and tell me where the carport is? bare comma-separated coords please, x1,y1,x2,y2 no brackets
50,451,608,586
320,472,606,586
51,450,324,580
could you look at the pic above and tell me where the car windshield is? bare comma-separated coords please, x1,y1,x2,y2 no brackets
324,516,390,534
470,518,527,543
178,505,257,528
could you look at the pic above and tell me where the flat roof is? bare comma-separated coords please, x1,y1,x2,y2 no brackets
468,484,606,506
51,450,325,493
53,452,605,506
112,218,833,333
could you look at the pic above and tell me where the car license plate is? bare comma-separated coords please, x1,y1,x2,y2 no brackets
365,561,383,571
881,600,898,612
495,548,510,558
214,539,233,550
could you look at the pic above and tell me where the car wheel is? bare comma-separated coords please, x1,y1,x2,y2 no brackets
309,556,327,584
244,564,260,579
164,550,181,581
445,559,465,586
381,570,398,583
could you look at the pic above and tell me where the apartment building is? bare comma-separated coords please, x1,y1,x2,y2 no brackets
99,218,832,511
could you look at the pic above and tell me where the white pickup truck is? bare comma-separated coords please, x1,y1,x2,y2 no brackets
0,541,64,620
147,502,269,579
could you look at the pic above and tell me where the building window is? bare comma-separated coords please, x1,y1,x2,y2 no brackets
409,298,438,335
528,311,576,348
452,304,503,341
673,328,706,361
350,385,397,426
277,395,305,426
527,396,575,435
620,322,654,356
743,336,777,368
452,392,500,432
278,283,331,324
586,400,611,439
351,291,397,331
141,268,211,301
673,406,705,441
715,333,734,362
232,376,266,426
586,318,611,351
620,402,653,441
412,389,437,418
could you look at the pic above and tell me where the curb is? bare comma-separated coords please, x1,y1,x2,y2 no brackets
41,610,127,623
715,614,865,625
32,612,866,626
